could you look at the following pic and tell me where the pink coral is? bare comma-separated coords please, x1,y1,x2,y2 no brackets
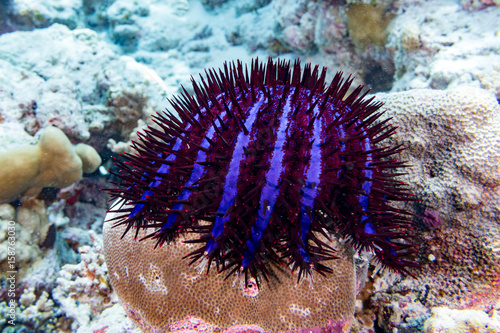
421,210,443,230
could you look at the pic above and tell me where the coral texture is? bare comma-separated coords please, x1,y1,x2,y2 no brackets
0,230,114,331
364,86,500,329
53,231,113,331
5,0,82,30
377,86,500,240
345,4,394,49
0,23,169,143
103,212,356,332
387,1,500,99
272,0,397,92
0,213,42,278
423,307,500,333
0,126,101,203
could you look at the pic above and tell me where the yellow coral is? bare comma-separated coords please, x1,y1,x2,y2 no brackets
345,4,394,49
0,126,101,203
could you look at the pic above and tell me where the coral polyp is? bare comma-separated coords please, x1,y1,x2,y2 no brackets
107,57,418,283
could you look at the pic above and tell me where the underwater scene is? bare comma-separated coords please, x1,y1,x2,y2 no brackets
0,0,499,332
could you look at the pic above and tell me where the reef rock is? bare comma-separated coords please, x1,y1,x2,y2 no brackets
423,307,500,333
0,23,169,144
388,0,500,99
4,0,82,31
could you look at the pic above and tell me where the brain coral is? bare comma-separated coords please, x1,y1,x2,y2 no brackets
377,86,500,235
103,208,356,332
372,86,500,311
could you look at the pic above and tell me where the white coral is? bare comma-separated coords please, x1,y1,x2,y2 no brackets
423,307,500,332
53,231,113,330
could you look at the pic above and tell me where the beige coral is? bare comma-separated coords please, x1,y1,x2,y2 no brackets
345,4,394,49
371,86,500,309
0,126,101,203
16,198,51,247
0,216,42,278
377,86,500,227
103,204,357,333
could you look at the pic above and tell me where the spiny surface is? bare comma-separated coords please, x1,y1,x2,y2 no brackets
107,57,418,282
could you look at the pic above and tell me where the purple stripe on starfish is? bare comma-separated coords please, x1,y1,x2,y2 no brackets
163,111,227,229
298,105,323,263
359,132,374,235
206,93,266,253
242,93,293,267
335,110,347,180
129,116,198,219
359,135,373,210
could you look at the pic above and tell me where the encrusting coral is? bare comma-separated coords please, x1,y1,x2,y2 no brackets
0,126,101,203
423,307,500,333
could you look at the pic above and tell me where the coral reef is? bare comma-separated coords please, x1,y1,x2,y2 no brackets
273,0,397,92
0,0,498,332
16,199,53,248
0,212,43,279
0,127,101,203
377,86,500,242
4,0,82,30
0,23,169,143
460,0,500,10
367,288,431,332
345,4,394,49
56,177,110,232
75,143,103,174
0,286,58,331
79,303,141,333
0,204,15,221
53,231,113,331
0,230,115,332
274,0,319,52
